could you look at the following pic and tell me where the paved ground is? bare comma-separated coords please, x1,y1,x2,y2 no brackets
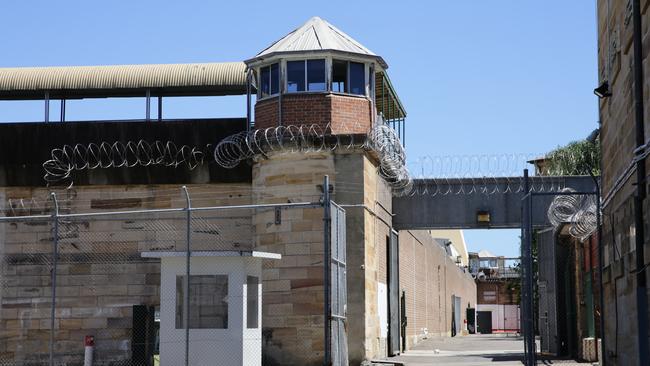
379,334,591,366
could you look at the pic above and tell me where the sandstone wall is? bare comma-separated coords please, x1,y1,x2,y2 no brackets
0,183,252,364
399,230,477,349
597,1,650,364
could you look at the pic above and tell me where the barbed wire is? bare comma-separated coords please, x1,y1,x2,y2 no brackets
547,188,598,241
213,121,412,194
43,140,206,186
36,122,599,200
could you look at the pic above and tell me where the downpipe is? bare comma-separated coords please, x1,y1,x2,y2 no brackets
632,1,649,365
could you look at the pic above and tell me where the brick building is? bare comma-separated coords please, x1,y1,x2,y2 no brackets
597,1,650,365
468,250,520,334
0,17,475,365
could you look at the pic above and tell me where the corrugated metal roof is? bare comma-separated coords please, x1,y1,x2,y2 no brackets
246,17,388,68
0,62,248,100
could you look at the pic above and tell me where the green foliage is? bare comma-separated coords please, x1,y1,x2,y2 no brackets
544,139,601,176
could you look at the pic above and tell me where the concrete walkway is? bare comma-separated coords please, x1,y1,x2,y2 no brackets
380,334,590,366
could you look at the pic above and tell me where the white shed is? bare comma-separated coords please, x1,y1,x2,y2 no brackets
142,251,281,366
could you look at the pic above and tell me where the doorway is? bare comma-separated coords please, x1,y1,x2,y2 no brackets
477,311,493,334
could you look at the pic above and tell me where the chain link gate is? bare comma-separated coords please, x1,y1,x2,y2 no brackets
522,170,603,365
329,202,348,366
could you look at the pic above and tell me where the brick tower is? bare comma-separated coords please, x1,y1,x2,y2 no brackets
245,16,389,134
244,17,406,365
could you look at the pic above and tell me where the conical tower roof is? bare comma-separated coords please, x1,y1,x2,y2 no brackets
246,17,387,68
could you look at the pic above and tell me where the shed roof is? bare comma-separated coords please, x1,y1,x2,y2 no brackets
478,249,497,258
246,17,388,68
0,62,248,100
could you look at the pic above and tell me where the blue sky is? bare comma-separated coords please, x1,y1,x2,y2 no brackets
0,1,598,257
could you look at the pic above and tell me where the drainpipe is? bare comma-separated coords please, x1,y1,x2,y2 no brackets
632,1,649,365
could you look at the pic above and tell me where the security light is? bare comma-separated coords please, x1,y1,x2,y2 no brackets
594,81,612,98
477,210,490,225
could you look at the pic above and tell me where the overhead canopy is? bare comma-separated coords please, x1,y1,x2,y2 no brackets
0,62,249,100
375,71,406,120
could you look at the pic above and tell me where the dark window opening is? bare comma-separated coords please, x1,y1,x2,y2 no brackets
349,62,365,95
260,63,279,98
270,63,279,95
287,61,305,92
176,275,229,329
247,276,259,329
332,60,347,93
260,67,270,97
307,59,326,91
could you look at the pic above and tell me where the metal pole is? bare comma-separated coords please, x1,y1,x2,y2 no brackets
157,96,163,122
632,1,649,364
182,186,191,366
588,169,607,365
146,89,151,122
48,192,59,366
527,191,536,365
322,175,331,366
596,193,606,365
60,99,66,122
44,92,50,123
522,169,531,366
246,70,252,132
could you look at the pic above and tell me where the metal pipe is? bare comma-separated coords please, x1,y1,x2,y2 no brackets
278,65,283,127
182,186,191,366
48,192,59,366
532,191,599,196
632,1,649,365
246,70,252,132
60,99,66,122
0,201,323,222
522,169,530,366
588,168,606,365
322,175,331,366
527,188,536,365
157,96,162,122
146,89,151,122
44,92,50,123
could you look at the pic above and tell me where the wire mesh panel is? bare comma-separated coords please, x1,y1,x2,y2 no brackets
55,212,185,366
0,193,321,366
330,202,348,366
0,217,55,366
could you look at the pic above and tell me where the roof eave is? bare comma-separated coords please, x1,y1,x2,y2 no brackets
245,50,388,69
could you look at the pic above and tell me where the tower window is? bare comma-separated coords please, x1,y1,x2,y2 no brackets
260,63,279,98
287,61,305,92
349,62,365,95
286,59,326,93
332,59,366,96
332,60,347,93
307,59,326,91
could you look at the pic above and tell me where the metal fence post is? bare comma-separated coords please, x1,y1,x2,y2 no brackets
521,168,537,366
182,186,191,366
521,170,528,365
527,191,536,365
322,175,331,366
49,192,59,366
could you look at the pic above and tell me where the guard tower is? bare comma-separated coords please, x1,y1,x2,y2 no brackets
245,16,403,135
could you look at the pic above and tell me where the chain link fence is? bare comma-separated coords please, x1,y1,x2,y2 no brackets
0,187,348,366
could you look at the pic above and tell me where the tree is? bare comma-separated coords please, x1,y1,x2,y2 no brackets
544,138,600,176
